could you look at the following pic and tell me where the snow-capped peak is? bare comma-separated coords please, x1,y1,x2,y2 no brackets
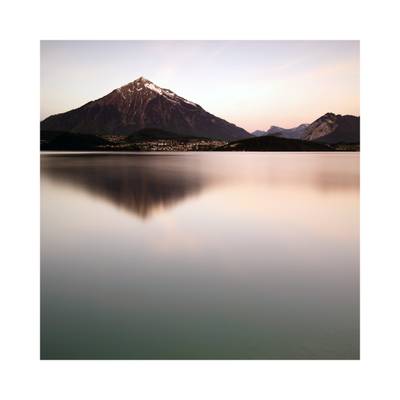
116,77,200,108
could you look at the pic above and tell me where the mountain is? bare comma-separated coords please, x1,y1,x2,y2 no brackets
252,123,309,139
252,130,268,137
216,135,333,152
40,77,250,141
303,113,360,144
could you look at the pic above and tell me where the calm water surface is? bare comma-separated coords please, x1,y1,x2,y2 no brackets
41,152,359,359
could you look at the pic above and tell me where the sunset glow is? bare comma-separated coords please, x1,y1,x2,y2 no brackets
40,40,359,132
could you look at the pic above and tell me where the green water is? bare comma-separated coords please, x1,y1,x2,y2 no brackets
41,152,359,359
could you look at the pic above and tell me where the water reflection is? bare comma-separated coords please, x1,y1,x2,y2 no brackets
41,152,358,219
41,152,359,359
41,153,213,218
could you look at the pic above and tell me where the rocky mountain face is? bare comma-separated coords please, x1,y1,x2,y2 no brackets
303,113,360,144
252,130,268,137
267,124,309,139
252,124,309,139
253,112,360,145
40,77,250,141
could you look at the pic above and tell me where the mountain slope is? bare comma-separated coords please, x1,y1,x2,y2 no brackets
303,113,360,144
252,130,268,137
252,123,309,139
40,77,250,141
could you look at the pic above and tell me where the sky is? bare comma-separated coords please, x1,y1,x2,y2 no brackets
41,40,359,132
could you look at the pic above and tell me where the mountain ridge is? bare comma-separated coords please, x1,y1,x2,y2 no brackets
252,112,359,145
41,77,251,141
303,113,360,143
252,123,309,139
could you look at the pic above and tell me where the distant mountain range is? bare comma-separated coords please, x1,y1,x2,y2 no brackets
252,123,309,139
252,113,359,145
40,77,250,141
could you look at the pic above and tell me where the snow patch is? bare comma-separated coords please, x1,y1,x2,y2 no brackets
163,89,176,98
132,80,200,108
144,82,163,95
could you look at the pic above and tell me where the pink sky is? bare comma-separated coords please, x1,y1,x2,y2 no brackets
41,41,359,132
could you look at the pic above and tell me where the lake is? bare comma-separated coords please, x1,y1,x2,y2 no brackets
41,152,359,359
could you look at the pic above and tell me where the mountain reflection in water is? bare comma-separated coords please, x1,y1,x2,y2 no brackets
41,152,359,359
41,153,212,218
41,152,358,219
